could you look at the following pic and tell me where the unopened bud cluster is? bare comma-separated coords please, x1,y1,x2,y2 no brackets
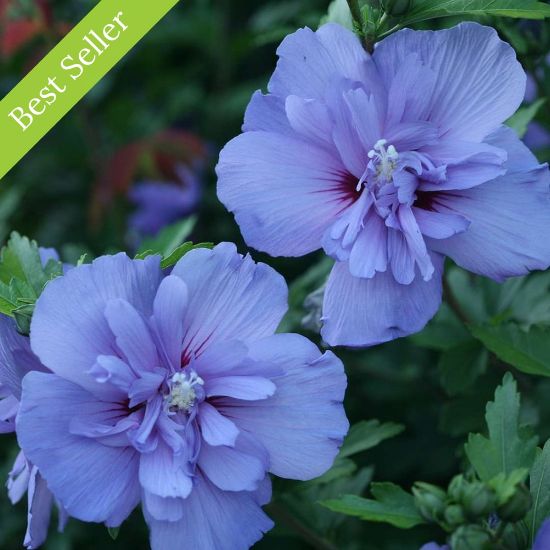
413,474,532,549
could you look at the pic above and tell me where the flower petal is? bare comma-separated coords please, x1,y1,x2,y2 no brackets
7,451,30,504
322,255,444,347
373,22,525,141
398,205,434,281
88,355,136,394
348,212,388,278
413,207,470,239
151,275,188,369
104,299,158,374
217,130,353,257
285,95,334,150
17,372,141,527
428,167,550,281
145,474,273,550
30,254,162,399
205,376,276,401
534,519,550,550
243,91,291,134
268,23,368,99
198,432,268,492
24,467,53,550
199,402,239,447
0,315,45,399
139,441,192,500
172,243,288,354
427,129,550,281
219,333,348,480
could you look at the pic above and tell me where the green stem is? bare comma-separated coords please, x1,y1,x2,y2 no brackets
378,23,403,38
346,0,372,52
267,502,338,550
442,277,471,326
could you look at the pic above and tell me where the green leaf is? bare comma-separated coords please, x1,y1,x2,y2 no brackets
470,323,550,377
136,216,197,258
397,0,550,27
506,99,546,138
280,467,374,536
527,440,550,544
340,420,405,458
161,242,213,270
0,233,50,296
76,254,89,266
465,373,538,481
134,249,155,261
310,457,358,485
321,482,425,529
410,311,471,351
107,526,120,540
438,340,488,396
488,468,529,506
13,302,34,335
0,281,18,315
0,233,63,323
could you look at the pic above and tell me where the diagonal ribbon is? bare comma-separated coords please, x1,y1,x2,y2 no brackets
0,0,180,180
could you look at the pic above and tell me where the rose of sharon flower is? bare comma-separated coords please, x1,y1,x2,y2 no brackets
533,519,550,550
0,248,69,549
0,316,68,549
17,243,348,550
129,164,202,237
217,22,550,347
524,66,550,151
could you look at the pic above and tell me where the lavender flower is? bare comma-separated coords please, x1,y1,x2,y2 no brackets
524,67,550,151
0,247,68,549
534,519,550,550
17,243,348,550
0,316,67,549
217,22,550,347
129,164,202,237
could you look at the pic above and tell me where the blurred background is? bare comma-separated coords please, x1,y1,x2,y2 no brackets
1,1,550,548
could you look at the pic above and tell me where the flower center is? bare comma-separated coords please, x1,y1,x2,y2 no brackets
369,139,399,181
357,139,399,191
165,370,204,413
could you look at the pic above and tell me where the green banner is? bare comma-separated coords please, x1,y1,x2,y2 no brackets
0,0,180,180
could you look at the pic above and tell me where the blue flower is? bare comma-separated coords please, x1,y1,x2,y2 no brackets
216,22,550,347
16,243,348,550
129,164,202,237
0,316,68,549
534,518,550,550
0,247,69,549
524,63,550,151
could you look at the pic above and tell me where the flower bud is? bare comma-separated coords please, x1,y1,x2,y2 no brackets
382,0,411,16
450,525,492,550
413,482,447,522
444,503,466,528
497,484,533,523
462,482,497,519
447,474,467,503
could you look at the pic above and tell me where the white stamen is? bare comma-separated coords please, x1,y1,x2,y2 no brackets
166,371,204,412
367,139,399,183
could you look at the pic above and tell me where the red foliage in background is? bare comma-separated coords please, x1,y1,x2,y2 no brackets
91,130,208,228
0,0,71,60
